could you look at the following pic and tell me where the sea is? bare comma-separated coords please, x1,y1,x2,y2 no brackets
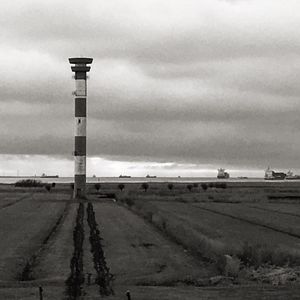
0,176,267,184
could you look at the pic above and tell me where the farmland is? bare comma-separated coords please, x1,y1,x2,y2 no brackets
0,194,67,281
0,182,299,299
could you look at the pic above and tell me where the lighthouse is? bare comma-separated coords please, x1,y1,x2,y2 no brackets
69,57,93,198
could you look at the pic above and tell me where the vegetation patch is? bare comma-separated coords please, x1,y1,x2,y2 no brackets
15,179,44,187
238,242,300,268
65,203,85,299
18,203,70,281
87,202,114,296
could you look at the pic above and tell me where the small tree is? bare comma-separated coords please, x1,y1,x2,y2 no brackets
201,183,208,191
167,183,174,191
118,183,125,192
52,182,56,188
216,182,227,189
187,184,193,192
94,183,101,193
141,183,149,192
221,183,227,189
45,184,51,192
208,182,215,188
70,183,74,190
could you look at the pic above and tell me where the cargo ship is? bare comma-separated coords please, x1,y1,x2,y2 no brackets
119,175,131,178
285,170,300,180
264,167,286,180
40,173,59,178
217,168,230,179
146,174,157,178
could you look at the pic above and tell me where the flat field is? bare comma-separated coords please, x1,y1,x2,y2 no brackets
136,201,300,259
0,182,299,299
194,202,300,237
0,194,67,281
0,191,32,209
92,200,215,286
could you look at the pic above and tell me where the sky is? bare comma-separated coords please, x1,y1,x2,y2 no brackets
1,0,300,177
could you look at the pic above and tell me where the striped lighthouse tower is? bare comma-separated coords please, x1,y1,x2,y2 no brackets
69,57,93,198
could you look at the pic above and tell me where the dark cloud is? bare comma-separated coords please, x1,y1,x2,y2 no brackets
1,0,300,171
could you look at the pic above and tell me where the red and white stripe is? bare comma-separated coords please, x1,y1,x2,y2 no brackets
69,57,93,198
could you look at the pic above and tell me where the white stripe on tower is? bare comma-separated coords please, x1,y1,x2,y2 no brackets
75,80,86,96
74,156,86,175
69,57,93,198
75,117,86,136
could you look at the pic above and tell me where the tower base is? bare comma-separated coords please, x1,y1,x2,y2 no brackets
73,174,86,199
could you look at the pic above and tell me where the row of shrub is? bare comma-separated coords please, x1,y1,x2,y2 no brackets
15,179,44,187
14,180,226,193
93,182,227,193
15,179,56,191
65,203,85,299
201,182,227,190
87,203,114,296
166,182,227,191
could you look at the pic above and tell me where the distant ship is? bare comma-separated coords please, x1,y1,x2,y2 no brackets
264,167,286,180
40,173,59,178
217,168,230,179
285,170,300,180
237,176,248,179
119,175,131,178
146,174,157,178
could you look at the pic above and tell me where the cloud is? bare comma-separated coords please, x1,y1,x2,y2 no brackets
1,0,300,172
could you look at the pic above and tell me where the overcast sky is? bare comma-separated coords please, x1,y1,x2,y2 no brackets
1,0,300,177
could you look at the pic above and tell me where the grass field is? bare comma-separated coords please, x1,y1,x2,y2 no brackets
0,182,299,299
194,202,300,238
0,192,32,209
246,202,300,216
133,201,300,264
0,195,66,281
92,200,216,286
33,203,76,281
